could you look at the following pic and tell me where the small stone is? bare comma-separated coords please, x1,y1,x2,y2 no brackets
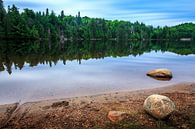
143,94,175,119
107,111,127,122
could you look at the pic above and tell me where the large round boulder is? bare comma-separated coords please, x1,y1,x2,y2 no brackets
147,69,172,80
143,94,175,119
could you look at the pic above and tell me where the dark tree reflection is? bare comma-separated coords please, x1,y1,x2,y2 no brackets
0,40,195,74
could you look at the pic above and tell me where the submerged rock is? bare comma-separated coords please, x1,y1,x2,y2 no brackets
147,69,172,80
51,101,69,108
143,94,175,119
107,111,127,122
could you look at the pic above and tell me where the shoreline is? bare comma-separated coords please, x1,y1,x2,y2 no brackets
0,82,194,129
0,82,191,105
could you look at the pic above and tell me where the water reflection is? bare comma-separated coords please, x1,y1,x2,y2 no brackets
1,40,195,74
1,40,195,104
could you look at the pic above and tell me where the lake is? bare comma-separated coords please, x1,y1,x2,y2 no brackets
0,40,195,104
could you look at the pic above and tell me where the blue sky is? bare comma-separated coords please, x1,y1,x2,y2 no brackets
4,0,195,26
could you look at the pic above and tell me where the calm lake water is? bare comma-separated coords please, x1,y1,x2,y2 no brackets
0,40,195,104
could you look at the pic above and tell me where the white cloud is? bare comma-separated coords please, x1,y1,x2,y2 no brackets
4,0,195,26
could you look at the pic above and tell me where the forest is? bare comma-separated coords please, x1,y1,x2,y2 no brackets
1,0,195,40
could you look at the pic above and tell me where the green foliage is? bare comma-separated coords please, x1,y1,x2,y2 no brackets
0,1,195,40
0,0,6,37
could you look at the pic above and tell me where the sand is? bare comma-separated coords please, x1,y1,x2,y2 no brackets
0,82,194,129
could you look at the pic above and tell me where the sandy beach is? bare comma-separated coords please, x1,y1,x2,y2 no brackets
0,82,194,129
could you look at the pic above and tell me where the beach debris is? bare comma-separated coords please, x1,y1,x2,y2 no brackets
107,111,127,122
0,103,19,128
146,68,172,80
143,94,175,119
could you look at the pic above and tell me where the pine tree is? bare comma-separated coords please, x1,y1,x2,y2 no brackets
0,0,6,37
60,10,64,19
46,8,49,16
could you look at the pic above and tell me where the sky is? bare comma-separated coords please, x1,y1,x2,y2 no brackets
4,0,195,26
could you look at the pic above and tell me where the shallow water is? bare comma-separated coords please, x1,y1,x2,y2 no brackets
0,41,195,104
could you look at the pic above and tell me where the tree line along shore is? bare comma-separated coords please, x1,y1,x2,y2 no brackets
1,0,195,41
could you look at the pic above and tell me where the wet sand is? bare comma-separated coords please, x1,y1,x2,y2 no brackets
0,83,194,129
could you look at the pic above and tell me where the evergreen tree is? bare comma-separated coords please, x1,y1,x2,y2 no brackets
60,10,64,19
0,0,6,37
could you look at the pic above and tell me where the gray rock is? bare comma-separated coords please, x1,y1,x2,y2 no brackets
143,94,175,119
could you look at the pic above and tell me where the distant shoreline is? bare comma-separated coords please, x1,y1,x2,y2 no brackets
0,37,194,42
